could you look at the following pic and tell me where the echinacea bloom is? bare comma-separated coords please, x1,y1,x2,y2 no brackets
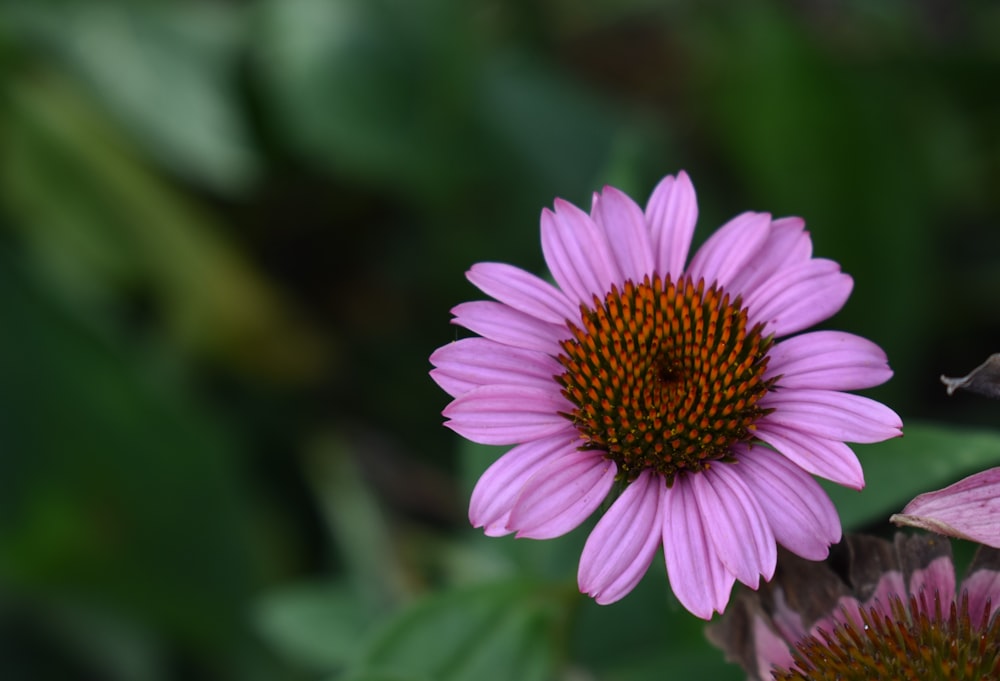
892,467,1000,548
430,171,901,618
707,533,1000,680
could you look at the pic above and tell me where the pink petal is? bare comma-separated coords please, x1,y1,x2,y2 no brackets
578,470,663,604
442,384,573,445
466,262,577,324
767,216,811,255
827,594,867,630
908,555,956,604
540,201,620,306
754,423,865,489
645,171,698,280
753,616,795,681
662,478,737,619
591,186,655,284
963,567,1000,625
864,572,906,614
451,301,566,356
685,211,771,290
430,338,563,398
760,389,903,444
765,331,893,391
770,588,808,641
724,217,811,297
469,434,575,536
510,450,616,539
692,464,777,588
744,260,853,337
736,446,841,560
891,468,1000,548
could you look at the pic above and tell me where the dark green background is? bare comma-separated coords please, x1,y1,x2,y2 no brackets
2,1,999,679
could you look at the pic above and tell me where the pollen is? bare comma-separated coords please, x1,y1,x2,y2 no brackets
556,274,774,485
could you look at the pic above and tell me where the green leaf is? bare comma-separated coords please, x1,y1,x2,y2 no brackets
0,65,328,381
476,50,620,193
255,582,372,672
254,0,476,194
6,1,259,192
7,602,165,681
826,422,1000,531
303,436,411,610
350,579,566,681
0,253,261,647
339,674,420,681
569,569,741,681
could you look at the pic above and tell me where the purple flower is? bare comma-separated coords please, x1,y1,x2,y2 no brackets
892,467,1000,548
708,534,1000,680
430,171,901,618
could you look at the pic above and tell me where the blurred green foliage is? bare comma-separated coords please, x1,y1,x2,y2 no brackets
1,0,999,679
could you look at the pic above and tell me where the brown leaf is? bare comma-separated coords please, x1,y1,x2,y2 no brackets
940,353,1000,398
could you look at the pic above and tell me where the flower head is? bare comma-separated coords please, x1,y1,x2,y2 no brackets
430,171,902,618
708,533,1000,680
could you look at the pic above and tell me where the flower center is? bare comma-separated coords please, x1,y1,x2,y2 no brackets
556,274,773,485
773,592,1000,681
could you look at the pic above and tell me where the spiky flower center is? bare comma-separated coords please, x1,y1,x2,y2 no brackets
773,592,1000,681
556,274,773,485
